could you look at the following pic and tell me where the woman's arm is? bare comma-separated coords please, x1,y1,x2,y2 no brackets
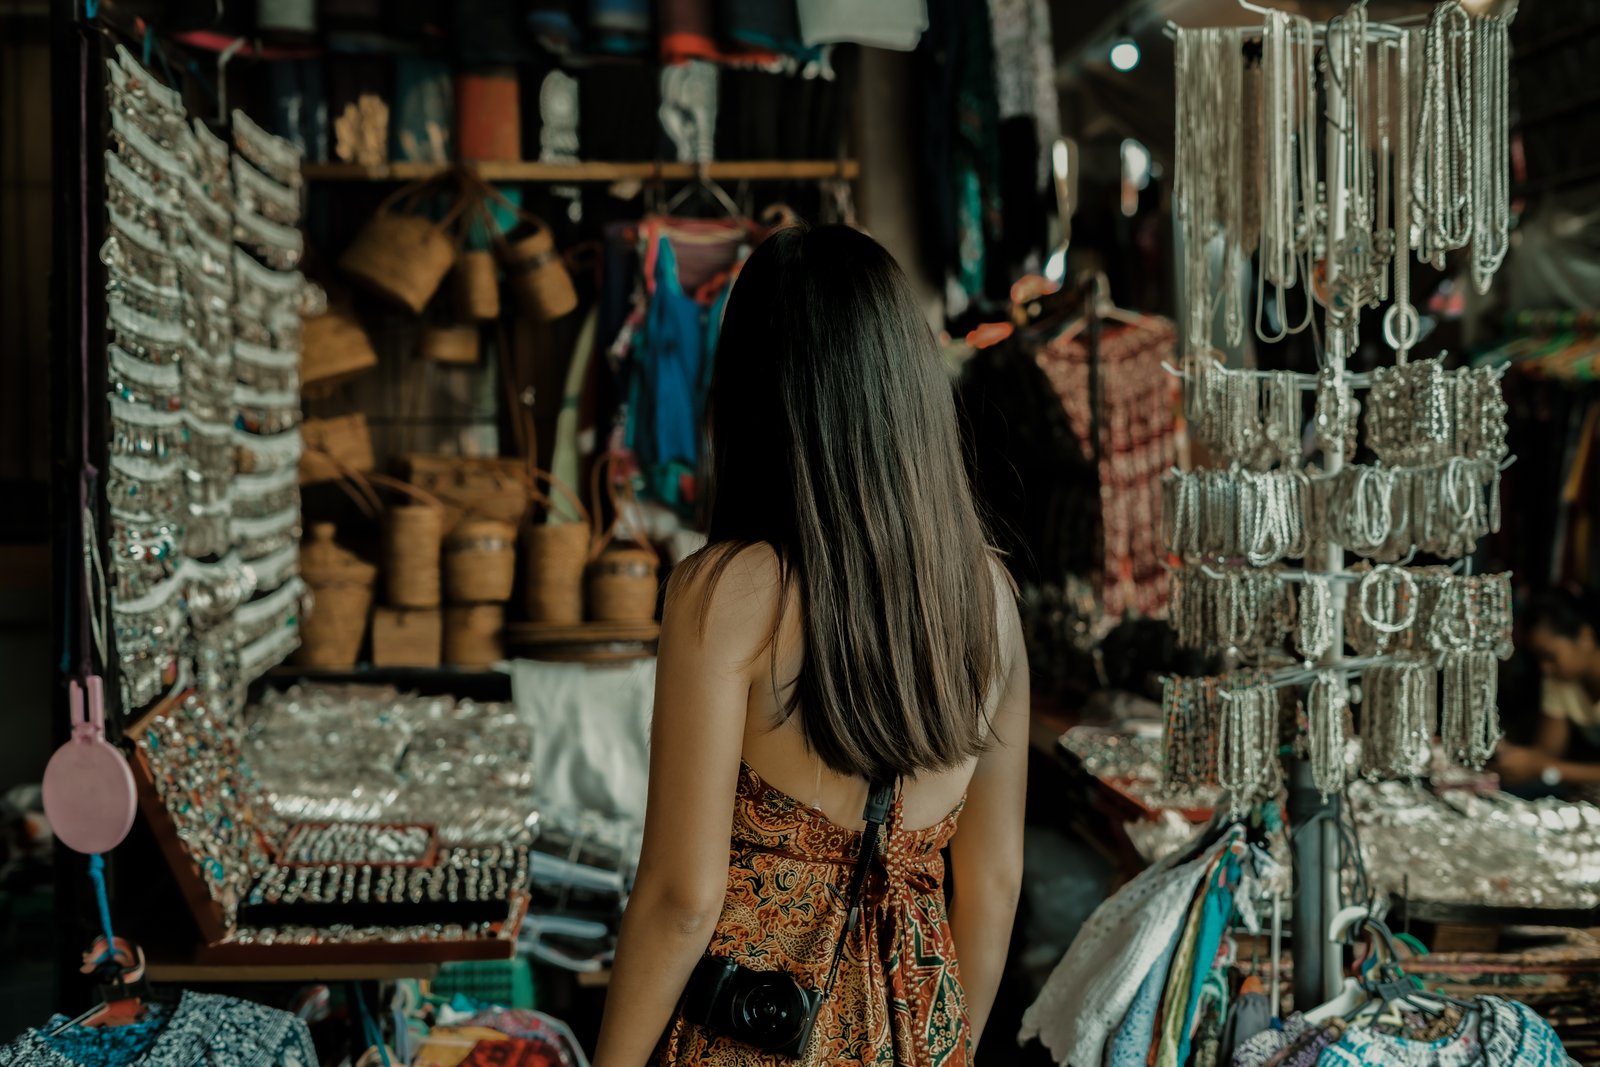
947,576,1029,1045
591,548,778,1067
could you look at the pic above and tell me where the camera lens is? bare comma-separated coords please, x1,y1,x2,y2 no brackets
733,976,807,1045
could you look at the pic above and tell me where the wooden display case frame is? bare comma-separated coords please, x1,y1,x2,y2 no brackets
126,694,527,966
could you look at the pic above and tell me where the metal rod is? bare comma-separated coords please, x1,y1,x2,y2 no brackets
1287,758,1335,1011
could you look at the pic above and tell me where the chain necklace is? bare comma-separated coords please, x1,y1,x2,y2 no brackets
1470,15,1510,294
1306,671,1350,797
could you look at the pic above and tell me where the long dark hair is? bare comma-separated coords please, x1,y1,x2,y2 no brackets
678,224,1003,782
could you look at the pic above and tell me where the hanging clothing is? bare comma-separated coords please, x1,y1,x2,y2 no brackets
722,0,818,62
988,0,1059,276
1230,1013,1310,1067
650,762,970,1066
625,220,747,517
1321,997,1571,1067
795,0,927,50
1189,985,1226,1067
1217,984,1272,1063
550,308,598,523
1266,1019,1344,1067
1019,835,1231,1066
1106,915,1185,1066
1161,862,1237,1067
916,0,1003,312
0,991,317,1067
1034,315,1179,621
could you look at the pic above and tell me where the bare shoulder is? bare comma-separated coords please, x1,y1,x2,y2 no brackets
985,553,1024,670
663,542,784,652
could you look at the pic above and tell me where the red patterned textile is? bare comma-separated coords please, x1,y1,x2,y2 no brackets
1034,317,1178,620
651,762,969,1066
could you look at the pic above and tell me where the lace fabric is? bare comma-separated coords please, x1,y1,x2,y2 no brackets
1018,834,1227,1065
0,991,316,1067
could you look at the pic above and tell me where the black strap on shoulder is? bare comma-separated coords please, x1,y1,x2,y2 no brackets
821,778,895,998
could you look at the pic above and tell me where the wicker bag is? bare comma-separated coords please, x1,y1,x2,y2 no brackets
403,454,531,530
296,523,378,669
523,469,591,624
443,516,517,603
301,302,378,393
339,177,470,314
452,249,501,321
313,451,449,610
443,604,505,666
421,323,481,365
586,454,660,622
500,219,578,322
299,413,376,484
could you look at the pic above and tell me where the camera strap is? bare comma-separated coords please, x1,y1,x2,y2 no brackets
821,777,896,999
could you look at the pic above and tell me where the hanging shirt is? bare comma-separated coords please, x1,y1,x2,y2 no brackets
625,221,747,518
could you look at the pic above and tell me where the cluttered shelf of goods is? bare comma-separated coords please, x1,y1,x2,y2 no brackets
16,0,1600,1064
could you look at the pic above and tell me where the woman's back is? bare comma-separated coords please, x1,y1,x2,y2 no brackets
738,545,994,834
592,225,1027,1067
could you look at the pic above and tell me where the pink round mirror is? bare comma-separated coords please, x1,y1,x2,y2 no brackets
43,677,138,855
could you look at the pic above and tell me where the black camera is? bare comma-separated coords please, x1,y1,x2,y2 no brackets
681,954,825,1058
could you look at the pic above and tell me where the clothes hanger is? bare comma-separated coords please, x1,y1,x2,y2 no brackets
663,162,744,224
1049,271,1147,345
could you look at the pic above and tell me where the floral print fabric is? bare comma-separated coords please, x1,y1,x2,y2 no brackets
650,762,969,1066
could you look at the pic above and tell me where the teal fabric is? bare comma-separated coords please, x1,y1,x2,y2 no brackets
1176,858,1238,1066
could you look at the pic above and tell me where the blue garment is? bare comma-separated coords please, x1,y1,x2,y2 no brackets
1107,915,1185,1066
633,234,709,513
1175,858,1238,1067
44,1003,171,1065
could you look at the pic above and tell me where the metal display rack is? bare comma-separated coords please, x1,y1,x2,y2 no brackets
1166,4,1517,1012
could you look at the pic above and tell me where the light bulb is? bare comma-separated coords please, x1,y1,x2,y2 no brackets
1110,39,1140,72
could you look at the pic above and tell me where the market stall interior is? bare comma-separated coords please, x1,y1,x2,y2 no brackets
4,0,1600,1062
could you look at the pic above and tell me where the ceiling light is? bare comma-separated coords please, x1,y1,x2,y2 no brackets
1110,39,1141,72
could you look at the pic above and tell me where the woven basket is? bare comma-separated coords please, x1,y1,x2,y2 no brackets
301,303,378,393
338,178,469,314
296,523,377,669
500,221,578,322
385,503,445,608
452,248,501,321
404,454,531,530
299,413,376,484
522,465,592,623
370,607,442,667
523,521,589,623
585,452,660,622
421,324,481,365
443,604,505,666
588,547,659,622
443,517,517,603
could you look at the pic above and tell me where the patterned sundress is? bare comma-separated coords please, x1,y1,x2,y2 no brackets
651,761,970,1066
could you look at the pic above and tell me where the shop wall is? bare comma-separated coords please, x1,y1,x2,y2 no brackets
0,10,53,794
855,46,944,328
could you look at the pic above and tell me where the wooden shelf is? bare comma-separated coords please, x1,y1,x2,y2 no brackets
304,159,860,183
146,960,442,983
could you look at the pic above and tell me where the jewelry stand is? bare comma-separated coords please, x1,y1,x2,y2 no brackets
1166,2,1516,1011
